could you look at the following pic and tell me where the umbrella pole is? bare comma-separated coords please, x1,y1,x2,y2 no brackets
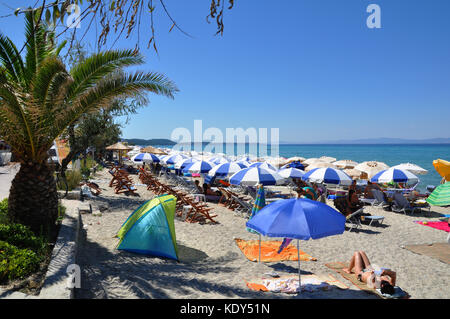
297,239,301,293
259,234,261,263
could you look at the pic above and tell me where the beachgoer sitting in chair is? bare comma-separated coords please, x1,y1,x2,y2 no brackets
297,186,317,200
346,189,363,216
194,180,204,194
343,251,396,294
203,183,221,196
364,182,383,199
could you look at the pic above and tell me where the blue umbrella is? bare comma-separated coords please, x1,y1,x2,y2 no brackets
370,168,419,184
246,198,345,292
249,162,277,171
281,161,305,170
131,152,160,163
229,167,285,186
208,162,247,177
182,160,215,173
302,167,353,186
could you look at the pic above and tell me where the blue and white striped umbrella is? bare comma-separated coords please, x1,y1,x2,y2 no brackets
302,167,353,186
209,156,230,165
229,167,285,186
163,154,188,165
277,167,305,179
370,168,419,184
131,153,160,163
183,160,215,173
235,160,251,167
174,158,198,169
208,162,248,177
249,162,277,171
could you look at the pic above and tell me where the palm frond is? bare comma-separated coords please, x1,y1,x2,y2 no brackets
53,71,178,139
67,49,145,102
0,33,25,84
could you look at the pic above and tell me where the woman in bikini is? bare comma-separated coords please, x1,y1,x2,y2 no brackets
343,251,396,292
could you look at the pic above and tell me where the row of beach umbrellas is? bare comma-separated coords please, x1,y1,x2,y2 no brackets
128,150,424,187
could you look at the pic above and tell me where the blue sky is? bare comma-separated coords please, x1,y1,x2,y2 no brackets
1,0,449,143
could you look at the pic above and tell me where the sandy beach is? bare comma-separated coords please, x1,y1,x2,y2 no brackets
68,169,450,299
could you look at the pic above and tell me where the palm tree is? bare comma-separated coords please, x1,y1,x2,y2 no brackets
0,10,178,235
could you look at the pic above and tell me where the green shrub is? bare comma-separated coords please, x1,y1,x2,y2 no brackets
80,166,91,178
0,241,41,283
64,169,82,191
0,198,8,224
0,224,45,253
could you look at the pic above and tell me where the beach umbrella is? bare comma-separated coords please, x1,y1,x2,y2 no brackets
303,158,321,165
280,161,305,170
370,168,419,185
208,162,247,177
426,182,450,206
354,161,390,179
247,184,266,234
209,156,230,165
302,167,353,186
278,168,306,179
433,159,450,182
163,154,188,165
344,168,363,180
131,152,160,164
183,160,215,173
391,163,428,175
105,142,133,163
141,146,167,155
249,162,277,171
174,158,198,169
304,161,337,172
229,167,286,186
333,160,358,169
246,198,346,292
286,156,306,163
319,156,337,163
266,157,289,169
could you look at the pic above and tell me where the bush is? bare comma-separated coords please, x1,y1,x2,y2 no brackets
0,198,8,224
0,223,45,253
64,169,82,191
0,241,41,283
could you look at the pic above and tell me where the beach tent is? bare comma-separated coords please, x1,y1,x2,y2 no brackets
116,195,179,260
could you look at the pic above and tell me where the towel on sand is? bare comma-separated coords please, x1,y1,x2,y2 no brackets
414,221,450,232
246,274,347,294
234,238,317,262
325,261,410,299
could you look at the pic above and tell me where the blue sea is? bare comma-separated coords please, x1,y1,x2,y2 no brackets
153,144,450,192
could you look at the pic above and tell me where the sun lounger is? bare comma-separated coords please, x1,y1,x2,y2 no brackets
392,192,427,215
346,208,364,232
371,189,391,209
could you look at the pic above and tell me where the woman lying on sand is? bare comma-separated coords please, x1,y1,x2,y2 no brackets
343,251,396,294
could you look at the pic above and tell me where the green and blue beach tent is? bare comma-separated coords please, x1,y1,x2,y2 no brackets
426,182,450,207
116,194,179,260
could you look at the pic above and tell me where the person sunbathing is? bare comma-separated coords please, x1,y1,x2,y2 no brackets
343,251,396,294
363,182,382,199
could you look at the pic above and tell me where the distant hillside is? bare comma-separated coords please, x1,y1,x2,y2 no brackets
309,137,450,144
122,138,176,146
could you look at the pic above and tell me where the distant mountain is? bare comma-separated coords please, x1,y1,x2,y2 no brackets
122,138,176,146
309,137,450,144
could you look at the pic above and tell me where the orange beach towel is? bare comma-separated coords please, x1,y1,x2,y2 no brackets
234,238,317,262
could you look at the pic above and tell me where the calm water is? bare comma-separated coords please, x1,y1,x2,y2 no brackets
154,144,450,192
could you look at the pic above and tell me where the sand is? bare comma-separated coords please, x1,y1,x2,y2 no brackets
70,169,450,299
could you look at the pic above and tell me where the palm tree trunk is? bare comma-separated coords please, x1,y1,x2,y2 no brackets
7,162,59,236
